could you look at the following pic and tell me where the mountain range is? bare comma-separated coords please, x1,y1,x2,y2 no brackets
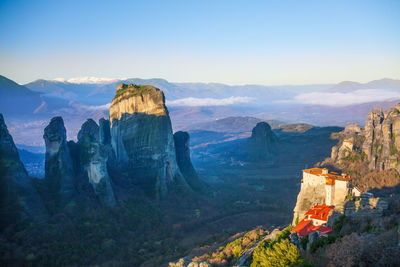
1,75,399,149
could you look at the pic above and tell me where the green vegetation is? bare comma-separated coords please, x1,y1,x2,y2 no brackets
341,152,362,162
275,225,293,243
114,84,159,103
251,239,303,267
198,228,266,265
251,226,310,267
333,215,345,233
300,235,308,250
362,221,377,233
3,199,163,266
390,144,398,156
295,216,299,226
310,235,337,253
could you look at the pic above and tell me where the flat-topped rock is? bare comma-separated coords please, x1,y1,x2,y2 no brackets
109,83,189,198
110,83,167,123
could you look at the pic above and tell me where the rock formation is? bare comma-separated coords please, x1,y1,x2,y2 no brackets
343,195,388,217
174,131,206,192
76,119,116,205
43,116,76,207
292,182,326,225
0,113,46,227
109,83,189,198
330,103,400,172
247,122,278,162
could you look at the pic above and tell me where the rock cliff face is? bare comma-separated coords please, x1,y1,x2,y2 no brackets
0,113,46,227
174,131,205,192
292,181,326,225
43,117,76,206
247,122,278,162
330,103,400,173
109,84,189,198
77,119,116,205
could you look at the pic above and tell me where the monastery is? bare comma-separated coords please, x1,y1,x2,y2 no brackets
292,168,360,238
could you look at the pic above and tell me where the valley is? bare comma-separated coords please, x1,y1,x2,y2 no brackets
0,76,399,267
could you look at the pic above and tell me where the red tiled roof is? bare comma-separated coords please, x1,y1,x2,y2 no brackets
304,204,334,221
303,168,351,181
291,219,333,237
303,168,325,175
291,219,313,237
316,225,332,234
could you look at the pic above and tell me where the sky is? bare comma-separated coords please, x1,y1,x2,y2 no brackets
0,0,399,85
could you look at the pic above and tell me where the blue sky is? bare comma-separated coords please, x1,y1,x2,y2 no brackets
0,0,399,85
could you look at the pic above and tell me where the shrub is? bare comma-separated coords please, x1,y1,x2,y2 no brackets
310,236,336,253
276,225,293,243
333,215,345,233
300,235,309,250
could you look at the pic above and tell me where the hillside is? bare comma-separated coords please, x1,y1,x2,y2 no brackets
0,75,43,116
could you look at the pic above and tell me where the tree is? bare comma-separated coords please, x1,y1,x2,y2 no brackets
251,239,303,267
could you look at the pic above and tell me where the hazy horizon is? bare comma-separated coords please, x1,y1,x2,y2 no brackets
4,75,399,87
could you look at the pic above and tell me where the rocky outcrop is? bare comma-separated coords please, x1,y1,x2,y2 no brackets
0,113,46,227
343,196,388,217
174,131,206,192
77,119,116,206
169,258,211,267
247,122,278,162
109,83,189,198
330,104,400,172
43,117,76,207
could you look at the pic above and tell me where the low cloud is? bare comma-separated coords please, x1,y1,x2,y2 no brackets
290,89,400,107
167,96,253,107
71,103,111,111
53,77,118,84
83,103,111,110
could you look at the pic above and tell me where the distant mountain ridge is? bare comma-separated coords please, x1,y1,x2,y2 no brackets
330,78,400,92
1,74,399,148
0,75,43,116
183,116,286,133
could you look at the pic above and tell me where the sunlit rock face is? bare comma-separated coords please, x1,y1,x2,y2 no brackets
330,103,400,173
0,113,47,227
361,105,400,171
77,119,116,206
43,116,76,206
109,84,188,198
174,131,206,192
